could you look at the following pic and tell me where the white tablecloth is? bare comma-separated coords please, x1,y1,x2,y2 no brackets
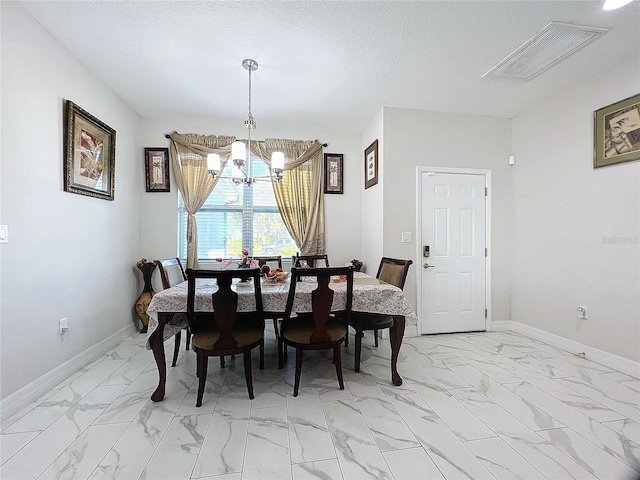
146,272,416,345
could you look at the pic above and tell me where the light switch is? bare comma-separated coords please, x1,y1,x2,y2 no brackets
401,232,412,243
0,225,7,244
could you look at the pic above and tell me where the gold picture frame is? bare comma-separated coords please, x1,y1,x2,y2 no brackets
594,93,640,168
63,100,116,200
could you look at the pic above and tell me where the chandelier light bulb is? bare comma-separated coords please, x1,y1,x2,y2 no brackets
271,151,285,171
231,141,246,166
207,153,221,174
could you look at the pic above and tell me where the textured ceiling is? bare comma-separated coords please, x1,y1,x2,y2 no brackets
17,0,640,133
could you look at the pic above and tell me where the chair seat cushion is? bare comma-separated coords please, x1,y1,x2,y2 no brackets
192,326,263,350
350,313,394,330
283,318,346,344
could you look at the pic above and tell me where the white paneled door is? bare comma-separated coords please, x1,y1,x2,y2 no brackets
420,171,487,334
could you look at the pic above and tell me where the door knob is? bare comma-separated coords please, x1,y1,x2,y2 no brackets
423,263,434,269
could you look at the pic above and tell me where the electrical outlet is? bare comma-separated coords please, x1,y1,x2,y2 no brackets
401,232,412,243
577,306,588,320
59,318,69,335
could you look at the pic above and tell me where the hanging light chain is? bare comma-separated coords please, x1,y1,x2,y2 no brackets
245,60,256,130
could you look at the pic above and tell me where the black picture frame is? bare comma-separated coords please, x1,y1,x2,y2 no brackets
364,140,378,189
323,153,343,194
63,100,116,201
145,147,170,192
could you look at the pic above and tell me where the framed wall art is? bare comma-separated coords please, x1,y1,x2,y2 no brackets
63,100,116,201
364,139,378,189
145,147,170,192
323,153,343,194
594,93,640,168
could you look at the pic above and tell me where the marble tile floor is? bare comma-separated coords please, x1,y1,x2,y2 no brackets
1,328,639,480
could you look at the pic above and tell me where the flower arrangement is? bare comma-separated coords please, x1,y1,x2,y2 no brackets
349,259,364,271
216,248,259,269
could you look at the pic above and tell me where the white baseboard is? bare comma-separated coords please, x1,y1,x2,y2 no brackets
404,325,418,338
0,323,138,424
490,321,640,379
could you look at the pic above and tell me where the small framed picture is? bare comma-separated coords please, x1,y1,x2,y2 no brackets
145,147,170,192
364,140,378,189
63,100,116,201
594,93,640,168
323,153,343,194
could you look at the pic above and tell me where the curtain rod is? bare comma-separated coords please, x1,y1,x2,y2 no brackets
164,133,327,147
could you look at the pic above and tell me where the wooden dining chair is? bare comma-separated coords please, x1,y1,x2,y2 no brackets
348,257,413,373
294,254,330,268
186,268,265,405
253,255,283,270
278,266,353,396
154,258,190,367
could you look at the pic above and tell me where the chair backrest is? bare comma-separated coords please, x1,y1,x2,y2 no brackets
294,254,330,268
284,267,353,342
376,257,413,290
154,258,187,290
185,268,263,349
253,256,283,270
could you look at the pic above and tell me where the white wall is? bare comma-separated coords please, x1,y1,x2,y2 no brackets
512,59,640,362
360,109,385,273
139,118,363,269
0,3,143,400
381,107,513,321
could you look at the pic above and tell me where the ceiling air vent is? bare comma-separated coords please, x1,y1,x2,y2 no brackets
483,22,609,81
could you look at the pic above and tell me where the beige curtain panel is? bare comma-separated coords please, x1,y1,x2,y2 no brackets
262,139,325,255
168,132,236,268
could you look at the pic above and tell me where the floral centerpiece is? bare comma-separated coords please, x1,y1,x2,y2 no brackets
238,248,259,268
349,259,364,272
216,248,259,270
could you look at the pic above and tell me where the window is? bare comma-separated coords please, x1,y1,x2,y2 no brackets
178,155,296,260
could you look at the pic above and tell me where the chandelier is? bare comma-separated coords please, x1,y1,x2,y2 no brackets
206,59,284,185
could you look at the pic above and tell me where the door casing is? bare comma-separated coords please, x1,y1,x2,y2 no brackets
415,166,492,335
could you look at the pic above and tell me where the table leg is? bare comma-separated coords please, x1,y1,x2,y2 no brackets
149,317,167,402
390,316,405,386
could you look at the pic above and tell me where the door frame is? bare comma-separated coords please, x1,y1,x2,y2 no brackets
415,166,492,335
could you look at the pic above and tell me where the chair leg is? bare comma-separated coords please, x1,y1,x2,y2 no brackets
293,348,303,397
333,344,344,390
172,330,182,367
196,352,207,407
244,350,254,399
374,329,379,347
185,327,191,350
354,326,363,373
220,356,225,368
344,325,349,347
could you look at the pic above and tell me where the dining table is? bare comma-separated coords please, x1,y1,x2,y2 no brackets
145,271,417,402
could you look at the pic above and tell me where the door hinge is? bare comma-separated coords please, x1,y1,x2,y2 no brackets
485,187,488,196
485,247,488,257
485,309,488,318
